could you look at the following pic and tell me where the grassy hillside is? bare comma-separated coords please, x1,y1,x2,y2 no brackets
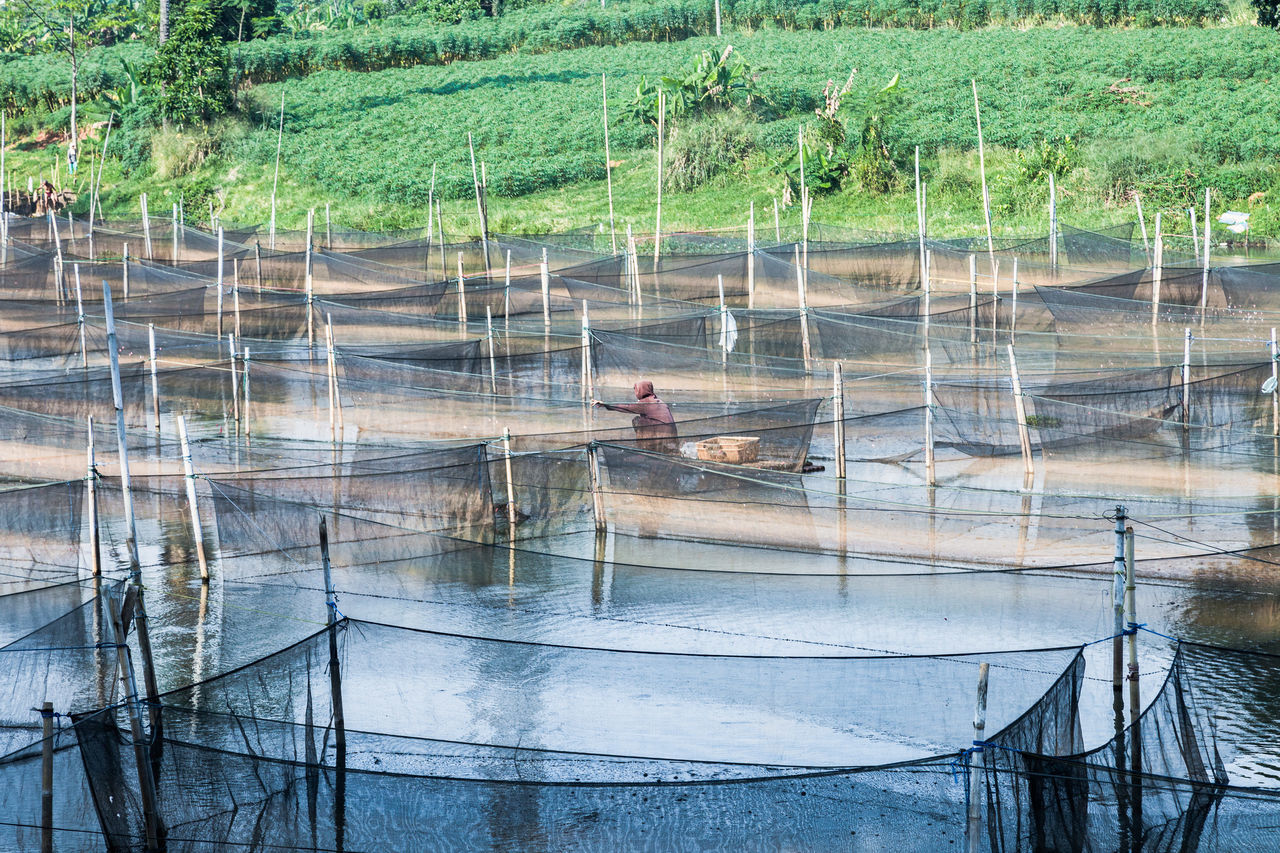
6,15,1280,242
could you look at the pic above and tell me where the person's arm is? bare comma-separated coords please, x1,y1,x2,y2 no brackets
593,399,646,415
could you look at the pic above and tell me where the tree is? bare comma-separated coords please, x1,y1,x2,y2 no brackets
1255,0,1280,27
152,0,232,123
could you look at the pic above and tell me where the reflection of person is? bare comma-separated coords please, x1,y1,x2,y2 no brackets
593,380,678,453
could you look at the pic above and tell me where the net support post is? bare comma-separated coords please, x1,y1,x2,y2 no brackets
86,417,102,577
1007,345,1034,478
325,315,343,438
457,251,468,338
242,347,252,443
653,88,665,271
1189,205,1199,261
1199,188,1211,326
305,210,315,349
1124,525,1139,726
718,275,729,371
1010,257,1019,342
833,361,846,480
747,202,756,310
148,324,161,434
587,442,607,535
317,515,347,786
1271,328,1278,436
1152,212,1163,325
254,242,263,292
1181,328,1192,430
1048,172,1058,268
794,245,812,367
106,586,165,853
966,661,990,853
171,203,178,264
603,75,617,255
923,349,936,487
540,248,551,332
1134,193,1149,261
502,427,517,532
1111,505,1127,704
486,306,498,395
176,415,209,582
504,250,512,335
968,254,977,345
75,265,87,368
140,192,152,259
122,243,129,300
228,333,240,423
40,701,53,853
581,301,594,405
467,132,490,266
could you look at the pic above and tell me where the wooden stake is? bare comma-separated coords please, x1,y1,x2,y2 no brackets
833,361,846,480
969,254,978,345
1124,524,1139,728
1182,328,1192,429
502,427,517,526
540,247,551,331
924,347,936,487
148,324,160,433
1152,212,1163,326
747,202,756,310
972,81,997,287
254,242,262,293
1271,328,1278,437
171,203,178,264
242,346,251,442
653,89,665,270
270,89,284,250
228,334,240,424
602,75,617,255
233,266,241,341
794,245,811,366
121,243,129,300
103,281,162,736
1007,344,1034,478
486,307,497,394
105,586,164,852
326,315,343,437
587,442,606,534
1010,257,1019,343
1134,194,1149,261
176,415,209,582
305,211,315,351
581,300,594,402
966,662,990,853
468,132,489,264
1048,172,1058,267
140,192,152,259
86,417,101,576
1112,505,1127,701
75,266,87,368
216,226,225,337
40,700,53,853
718,274,729,370
1200,187,1211,321
504,250,512,334
317,515,347,785
456,251,468,336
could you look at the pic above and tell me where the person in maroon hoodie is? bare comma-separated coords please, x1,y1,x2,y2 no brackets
593,380,679,453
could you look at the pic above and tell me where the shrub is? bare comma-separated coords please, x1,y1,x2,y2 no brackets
664,112,757,191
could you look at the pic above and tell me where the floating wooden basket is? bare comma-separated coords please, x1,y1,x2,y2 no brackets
696,436,760,464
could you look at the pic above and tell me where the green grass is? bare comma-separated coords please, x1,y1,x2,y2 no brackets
10,23,1280,243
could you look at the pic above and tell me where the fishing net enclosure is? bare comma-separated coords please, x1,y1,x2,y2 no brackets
2,211,1279,851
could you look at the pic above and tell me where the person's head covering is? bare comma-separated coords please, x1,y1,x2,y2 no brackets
634,380,656,400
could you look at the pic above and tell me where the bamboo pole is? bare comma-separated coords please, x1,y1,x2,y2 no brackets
176,415,209,582
503,427,517,526
270,89,284,250
486,307,497,394
305,211,315,351
1182,328,1192,429
254,242,262,292
456,251,468,337
121,243,129,299
1112,505,1127,703
833,361,846,480
915,146,925,284
718,274,729,371
75,266,87,368
227,334,240,424
86,417,101,576
1048,172,1058,268
540,247,551,331
317,515,347,791
924,347,936,487
242,346,251,441
468,132,489,265
436,200,447,281
602,75,617,255
40,700,53,853
587,443,606,533
148,324,160,433
103,282,161,735
1200,188,1211,322
747,202,756,310
106,586,164,852
969,254,978,345
581,300,594,403
1152,212,1163,326
966,662,990,853
171,203,178,264
1007,344,1034,478
1134,194,1149,261
972,81,997,286
1010,257,1018,343
653,89,665,270
1124,525,1139,726
794,245,811,366
504,250,512,334
1271,328,1278,437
